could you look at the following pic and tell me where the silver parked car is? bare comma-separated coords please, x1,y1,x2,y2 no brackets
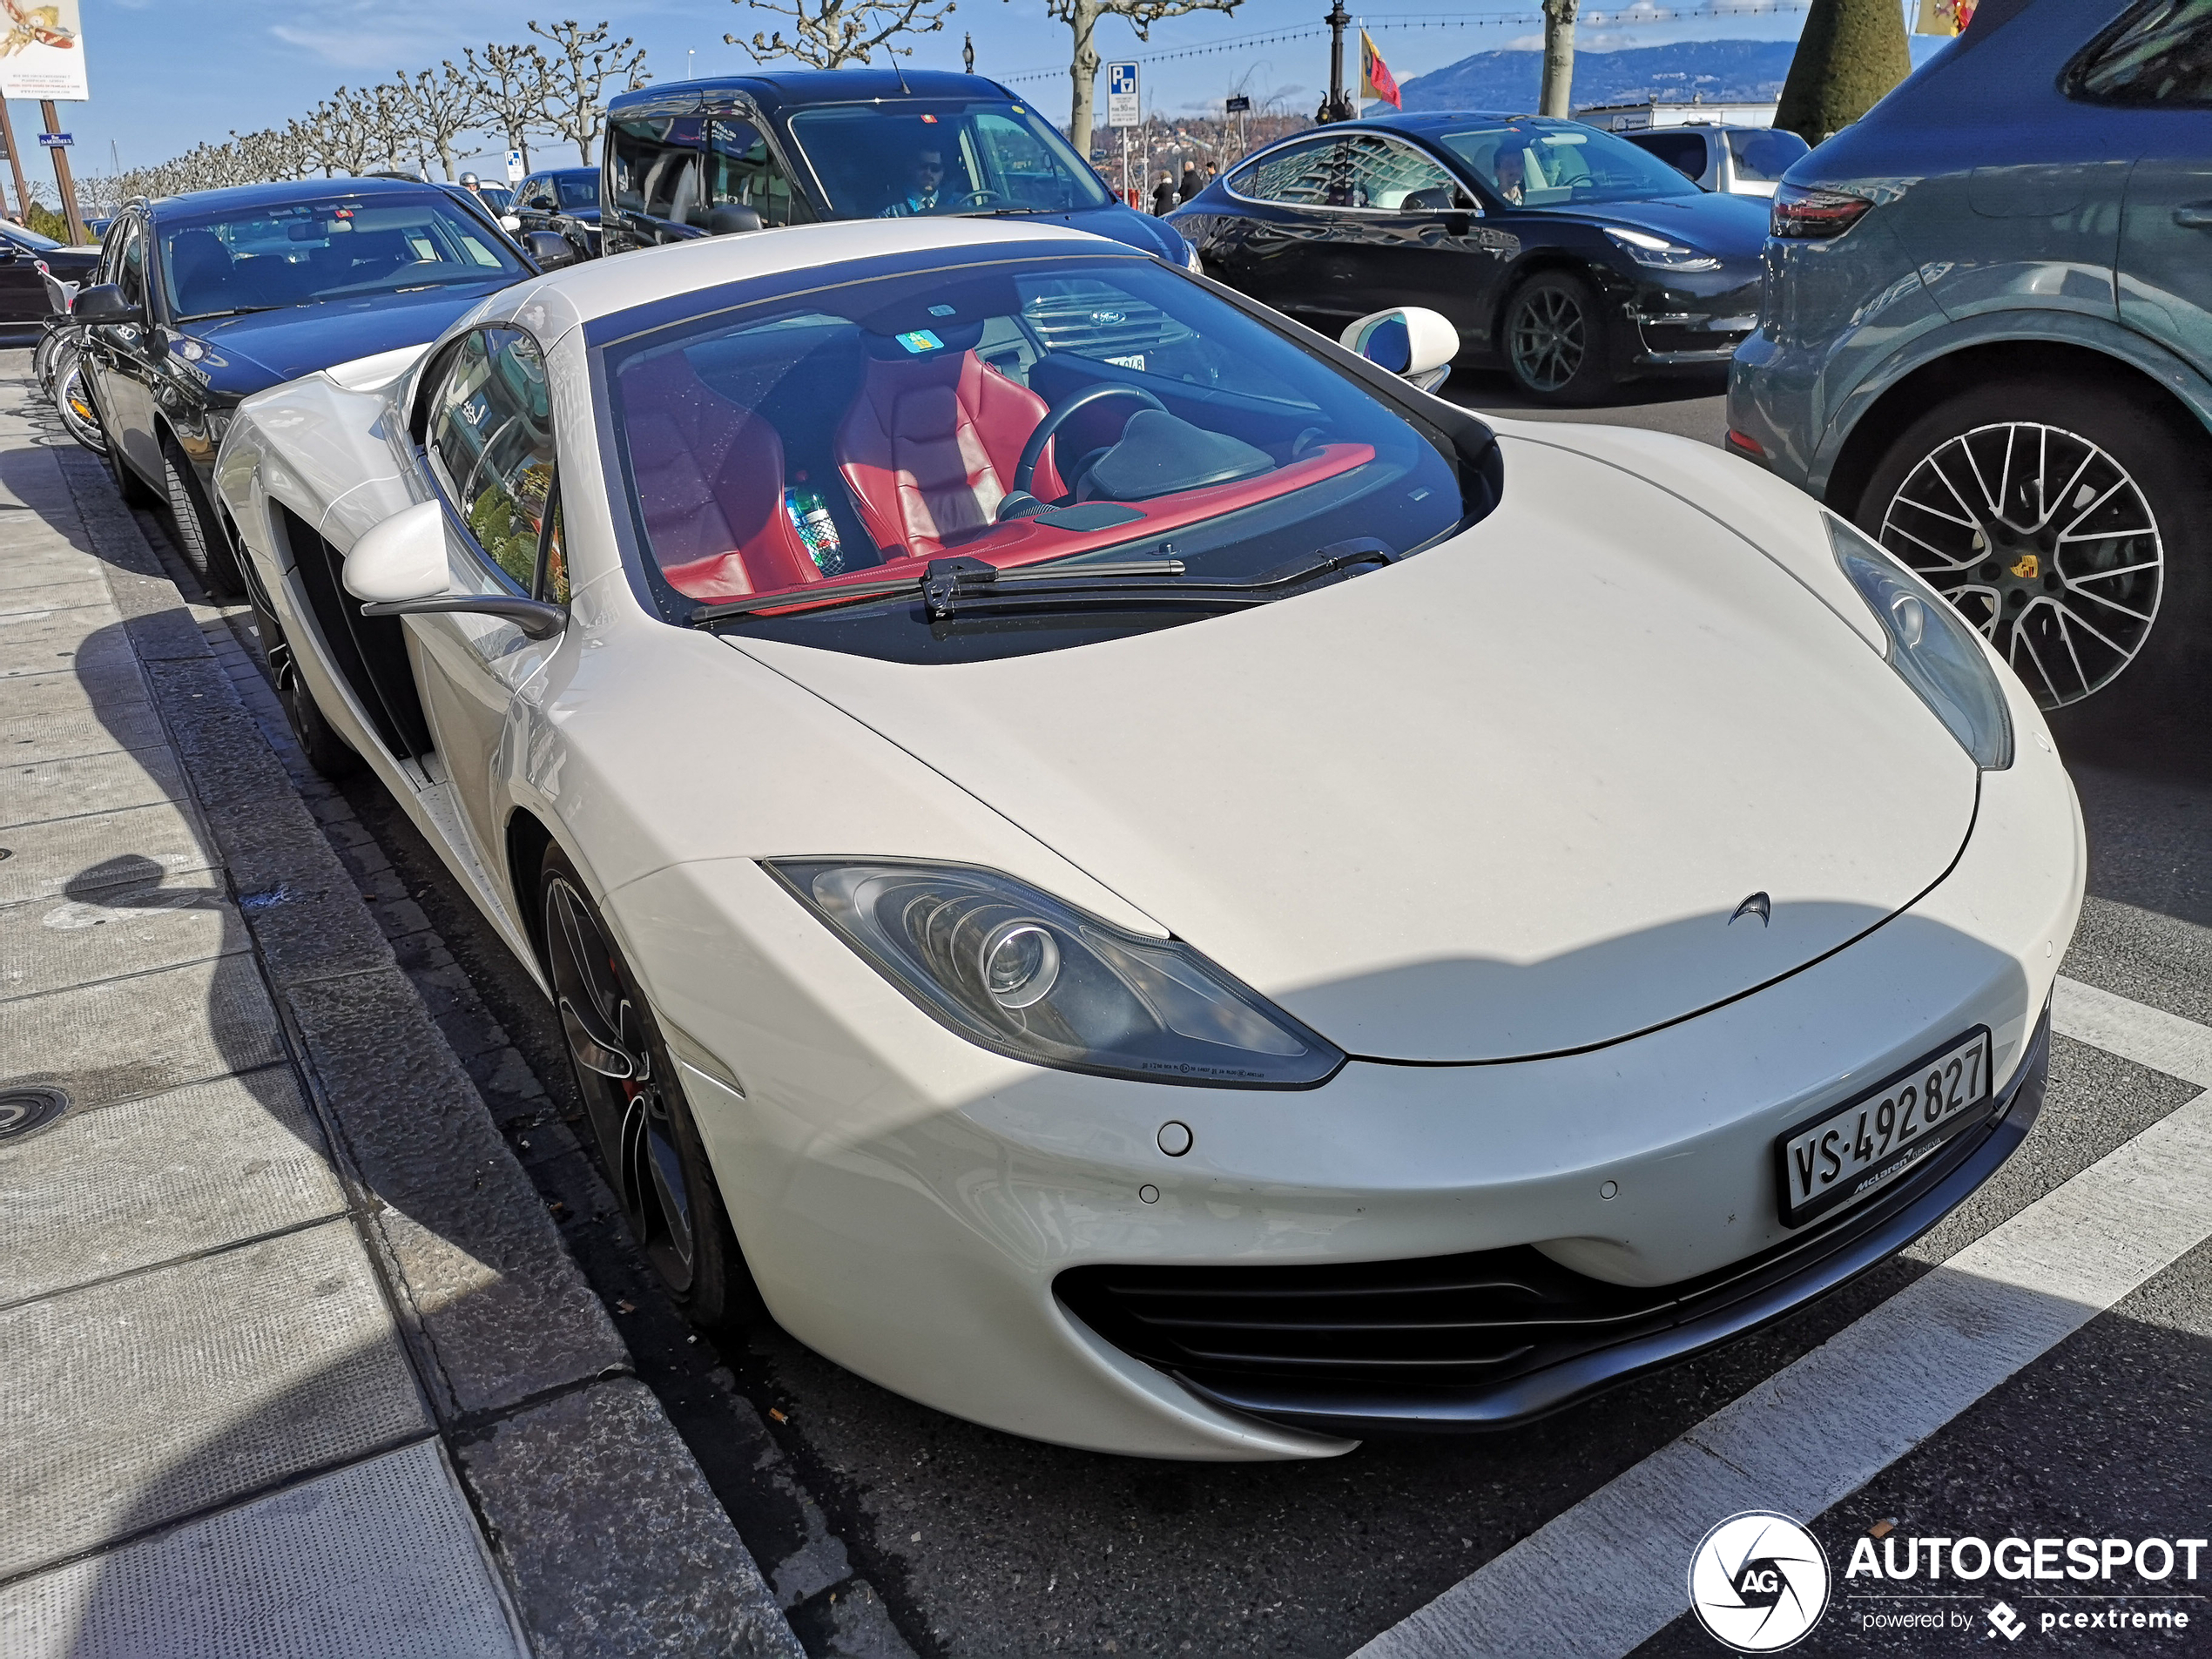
1618,125,1811,199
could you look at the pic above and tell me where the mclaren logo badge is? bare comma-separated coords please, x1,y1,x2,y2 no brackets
1730,892,1772,927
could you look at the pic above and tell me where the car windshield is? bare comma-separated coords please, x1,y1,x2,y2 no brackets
160,193,526,320
0,220,63,252
1436,118,1700,206
555,173,600,209
1724,126,1810,185
786,100,1113,218
603,252,1475,662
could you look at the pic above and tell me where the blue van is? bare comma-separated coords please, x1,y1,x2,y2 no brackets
600,70,1198,270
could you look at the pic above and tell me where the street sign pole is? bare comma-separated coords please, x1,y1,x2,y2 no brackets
1107,61,1140,208
0,102,30,224
38,101,84,244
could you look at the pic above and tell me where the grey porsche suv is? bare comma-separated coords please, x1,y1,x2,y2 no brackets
1728,0,2212,721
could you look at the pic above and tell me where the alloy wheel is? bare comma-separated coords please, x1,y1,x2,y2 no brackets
1509,287,1587,394
1878,421,2162,709
544,875,697,1287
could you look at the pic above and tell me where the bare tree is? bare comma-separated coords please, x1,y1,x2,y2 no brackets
728,0,955,71
465,41,553,172
1538,0,1579,118
527,19,648,165
320,89,382,178
1047,0,1243,152
401,63,482,181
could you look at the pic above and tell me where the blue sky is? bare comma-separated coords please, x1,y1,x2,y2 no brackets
42,0,1909,183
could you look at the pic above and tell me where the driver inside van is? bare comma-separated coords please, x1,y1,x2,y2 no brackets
878,145,946,217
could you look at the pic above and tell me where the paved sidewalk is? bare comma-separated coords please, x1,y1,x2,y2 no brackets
0,362,801,1656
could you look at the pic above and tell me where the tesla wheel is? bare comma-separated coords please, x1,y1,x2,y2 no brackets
539,846,766,1332
1857,377,2210,716
53,350,107,456
1502,270,1612,404
257,603,362,779
159,436,245,600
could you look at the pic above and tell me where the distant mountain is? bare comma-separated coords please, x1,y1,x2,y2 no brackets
1399,40,1800,113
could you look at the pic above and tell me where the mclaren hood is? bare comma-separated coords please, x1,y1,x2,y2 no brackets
732,435,1979,1062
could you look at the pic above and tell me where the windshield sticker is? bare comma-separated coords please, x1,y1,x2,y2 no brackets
896,329,946,354
928,304,956,317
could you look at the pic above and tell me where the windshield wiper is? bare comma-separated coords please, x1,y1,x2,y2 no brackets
690,556,1184,626
687,539,1394,628
178,305,286,321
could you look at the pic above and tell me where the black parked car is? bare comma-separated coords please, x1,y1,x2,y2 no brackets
72,176,565,597
599,70,1196,266
0,219,98,328
1171,112,1770,402
513,166,602,257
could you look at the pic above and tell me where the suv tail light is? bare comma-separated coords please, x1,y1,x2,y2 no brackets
1770,184,1875,239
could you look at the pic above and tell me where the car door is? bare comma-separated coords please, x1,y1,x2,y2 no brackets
699,115,812,230
1307,131,1501,336
1211,135,1349,320
81,214,161,481
1627,128,1714,189
2072,3,2212,371
411,326,567,872
0,230,47,323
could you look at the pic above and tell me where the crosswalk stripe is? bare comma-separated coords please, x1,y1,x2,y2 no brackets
1352,983,2212,1659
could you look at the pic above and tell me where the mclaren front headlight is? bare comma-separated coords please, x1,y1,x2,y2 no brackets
769,860,1344,1088
1829,514,2013,770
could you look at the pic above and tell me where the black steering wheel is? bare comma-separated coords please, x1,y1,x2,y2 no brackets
953,189,1004,209
1009,383,1167,502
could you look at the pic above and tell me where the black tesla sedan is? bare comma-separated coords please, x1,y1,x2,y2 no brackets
1171,113,1770,403
71,176,563,597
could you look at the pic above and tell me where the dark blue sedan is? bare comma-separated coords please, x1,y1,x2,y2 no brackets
72,176,543,597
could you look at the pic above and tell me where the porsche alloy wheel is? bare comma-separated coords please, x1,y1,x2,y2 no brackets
540,852,763,1329
1860,376,2212,717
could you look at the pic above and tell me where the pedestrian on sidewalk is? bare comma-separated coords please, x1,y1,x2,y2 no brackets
1151,171,1178,215
1178,161,1202,204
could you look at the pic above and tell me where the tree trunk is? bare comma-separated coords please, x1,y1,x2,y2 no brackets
1066,0,1101,152
1539,0,1579,118
1774,0,1912,146
438,145,455,181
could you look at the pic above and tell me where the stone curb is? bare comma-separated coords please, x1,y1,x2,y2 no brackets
51,444,804,1659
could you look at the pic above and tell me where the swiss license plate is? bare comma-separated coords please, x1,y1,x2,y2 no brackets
1776,1028,1993,1228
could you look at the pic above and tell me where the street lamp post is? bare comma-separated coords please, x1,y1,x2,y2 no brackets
1317,0,1356,125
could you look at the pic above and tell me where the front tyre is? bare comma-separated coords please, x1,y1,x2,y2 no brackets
539,846,767,1333
160,435,245,599
1501,270,1613,404
257,603,363,779
1855,376,2210,718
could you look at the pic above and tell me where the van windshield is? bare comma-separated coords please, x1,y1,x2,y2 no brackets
787,101,1113,219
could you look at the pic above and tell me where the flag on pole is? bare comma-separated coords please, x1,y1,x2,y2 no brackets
1913,0,1977,35
1359,30,1401,109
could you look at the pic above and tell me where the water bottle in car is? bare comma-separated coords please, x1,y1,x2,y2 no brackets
783,477,845,577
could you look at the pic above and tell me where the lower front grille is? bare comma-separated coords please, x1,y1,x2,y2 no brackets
1056,1010,2050,1433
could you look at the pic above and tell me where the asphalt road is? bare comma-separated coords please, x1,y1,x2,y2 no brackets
186,372,2212,1656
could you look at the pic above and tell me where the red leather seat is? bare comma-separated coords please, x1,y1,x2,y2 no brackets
835,350,1065,562
619,351,819,601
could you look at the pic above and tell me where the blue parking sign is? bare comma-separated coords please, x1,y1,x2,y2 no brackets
1106,61,1141,127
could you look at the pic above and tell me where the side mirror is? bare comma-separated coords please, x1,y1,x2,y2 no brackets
344,499,449,603
345,498,567,639
71,282,138,324
523,229,578,270
706,203,763,236
500,213,523,233
1341,307,1459,394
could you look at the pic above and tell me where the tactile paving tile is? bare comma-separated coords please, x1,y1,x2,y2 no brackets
0,1069,346,1306
0,1219,432,1579
0,1439,528,1658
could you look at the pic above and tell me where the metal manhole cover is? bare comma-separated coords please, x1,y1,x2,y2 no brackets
0,1086,71,1143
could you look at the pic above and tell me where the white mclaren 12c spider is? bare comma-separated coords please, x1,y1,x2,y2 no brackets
214,219,2084,1460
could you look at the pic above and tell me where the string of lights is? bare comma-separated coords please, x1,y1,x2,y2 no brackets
994,0,1811,86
